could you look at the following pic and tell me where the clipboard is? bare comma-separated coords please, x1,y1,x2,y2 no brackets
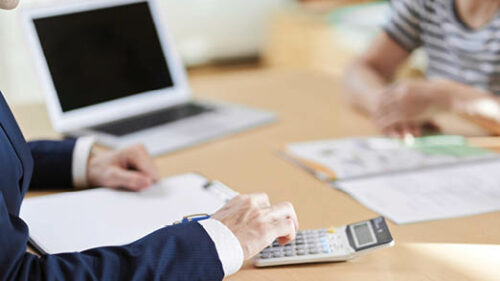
20,173,237,254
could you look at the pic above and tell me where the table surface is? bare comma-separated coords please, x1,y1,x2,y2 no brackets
13,69,500,281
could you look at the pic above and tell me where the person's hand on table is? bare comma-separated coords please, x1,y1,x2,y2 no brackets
86,144,160,191
212,193,299,260
374,80,446,138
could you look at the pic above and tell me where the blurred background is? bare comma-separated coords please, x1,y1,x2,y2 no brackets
0,0,425,105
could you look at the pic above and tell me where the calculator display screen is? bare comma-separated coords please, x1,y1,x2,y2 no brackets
347,217,393,252
353,223,375,247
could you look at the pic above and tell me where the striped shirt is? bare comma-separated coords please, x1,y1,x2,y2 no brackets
384,0,500,95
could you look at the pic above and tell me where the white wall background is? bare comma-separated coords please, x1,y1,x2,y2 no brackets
0,1,44,105
0,0,290,106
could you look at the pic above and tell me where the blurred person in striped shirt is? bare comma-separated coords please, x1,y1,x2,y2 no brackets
344,0,500,137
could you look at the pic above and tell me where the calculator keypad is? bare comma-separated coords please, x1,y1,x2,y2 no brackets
259,228,345,259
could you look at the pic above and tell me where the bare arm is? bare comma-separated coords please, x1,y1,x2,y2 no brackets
435,79,500,122
343,32,411,115
344,32,500,136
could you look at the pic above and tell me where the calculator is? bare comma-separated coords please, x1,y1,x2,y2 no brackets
254,217,394,267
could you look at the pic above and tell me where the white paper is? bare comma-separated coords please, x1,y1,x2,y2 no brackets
337,160,500,224
20,173,236,254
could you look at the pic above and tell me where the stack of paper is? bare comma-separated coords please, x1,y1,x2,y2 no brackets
284,136,500,224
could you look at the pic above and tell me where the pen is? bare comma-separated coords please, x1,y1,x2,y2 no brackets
174,213,211,224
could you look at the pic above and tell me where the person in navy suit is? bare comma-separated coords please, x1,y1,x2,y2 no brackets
0,1,299,280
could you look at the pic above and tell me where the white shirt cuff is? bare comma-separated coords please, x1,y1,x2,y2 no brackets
199,219,244,277
72,136,96,188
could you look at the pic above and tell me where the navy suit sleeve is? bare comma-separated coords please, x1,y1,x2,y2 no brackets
0,192,224,281
28,140,76,190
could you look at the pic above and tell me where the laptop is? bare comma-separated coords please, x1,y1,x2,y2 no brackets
22,0,275,155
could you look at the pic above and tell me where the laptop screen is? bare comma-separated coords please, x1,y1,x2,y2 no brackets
33,1,174,112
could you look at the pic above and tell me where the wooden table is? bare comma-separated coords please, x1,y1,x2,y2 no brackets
13,70,500,281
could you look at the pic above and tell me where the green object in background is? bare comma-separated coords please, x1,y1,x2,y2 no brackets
328,0,390,26
408,135,466,148
404,135,494,157
417,145,493,157
326,1,390,53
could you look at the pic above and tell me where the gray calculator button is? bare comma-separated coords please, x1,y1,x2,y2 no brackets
308,248,319,254
272,241,280,247
295,245,306,251
272,250,283,258
284,250,295,257
306,239,317,245
260,252,271,259
295,239,305,245
297,249,307,255
262,248,272,254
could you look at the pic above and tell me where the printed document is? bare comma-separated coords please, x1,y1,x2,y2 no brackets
336,160,500,224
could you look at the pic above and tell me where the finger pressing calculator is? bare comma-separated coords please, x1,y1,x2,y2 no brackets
254,217,394,267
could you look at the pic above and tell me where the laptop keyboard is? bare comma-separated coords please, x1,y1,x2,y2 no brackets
91,102,214,136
